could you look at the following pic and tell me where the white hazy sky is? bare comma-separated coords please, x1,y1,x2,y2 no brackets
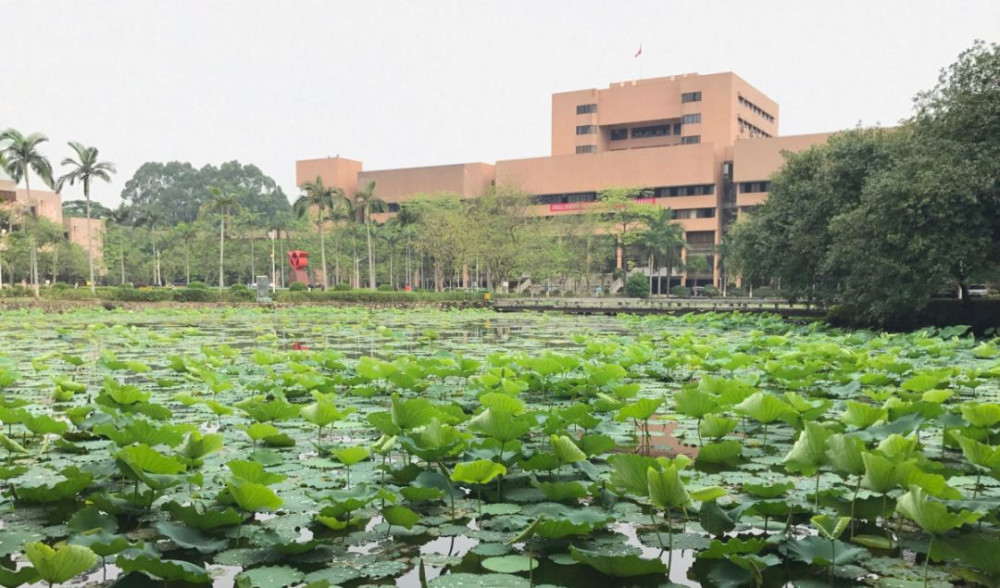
4,0,1000,207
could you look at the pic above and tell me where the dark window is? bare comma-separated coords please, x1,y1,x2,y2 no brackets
387,203,400,212
686,231,715,248
610,128,628,141
695,208,716,218
682,113,701,124
575,145,597,154
681,91,702,103
576,104,597,114
673,123,682,134
576,125,597,135
653,184,715,198
631,124,672,139
673,209,692,219
681,135,701,145
739,181,771,193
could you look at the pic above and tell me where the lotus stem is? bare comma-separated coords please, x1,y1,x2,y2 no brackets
667,507,674,572
814,471,820,512
850,477,861,539
924,535,935,588
650,511,664,552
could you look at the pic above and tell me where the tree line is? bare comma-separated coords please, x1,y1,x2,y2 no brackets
727,41,1000,326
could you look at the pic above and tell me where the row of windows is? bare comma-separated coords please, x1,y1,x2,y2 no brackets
738,117,772,139
575,145,597,154
653,184,714,197
576,103,597,114
631,123,680,139
686,230,716,247
681,113,701,124
681,91,702,103
576,125,597,135
739,181,771,193
681,135,701,144
738,95,775,122
672,208,716,219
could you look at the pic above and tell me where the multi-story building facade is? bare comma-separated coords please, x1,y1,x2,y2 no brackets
296,72,833,288
0,177,105,277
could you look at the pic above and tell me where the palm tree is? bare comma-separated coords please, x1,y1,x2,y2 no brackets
202,187,242,291
389,204,420,289
172,222,199,285
56,142,116,293
637,208,686,296
0,129,54,298
135,210,165,286
355,181,387,290
106,205,132,285
324,198,353,286
294,177,345,287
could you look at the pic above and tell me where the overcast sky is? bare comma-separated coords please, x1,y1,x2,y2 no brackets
4,0,999,207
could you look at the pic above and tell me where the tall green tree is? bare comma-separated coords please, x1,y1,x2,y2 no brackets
56,142,116,293
0,129,54,297
355,181,386,290
294,176,345,287
636,208,685,296
202,187,243,291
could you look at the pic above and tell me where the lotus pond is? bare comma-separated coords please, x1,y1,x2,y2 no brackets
0,307,998,588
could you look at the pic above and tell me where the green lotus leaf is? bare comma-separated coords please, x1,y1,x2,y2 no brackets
961,402,1000,428
615,397,663,422
155,521,229,554
481,555,537,574
523,504,614,539
15,466,94,503
163,501,242,530
401,486,446,502
933,534,1000,575
699,499,737,536
117,444,186,475
782,421,830,476
227,460,286,485
608,454,657,497
235,565,304,588
647,465,689,510
895,486,980,534
452,459,507,485
674,388,720,418
301,401,351,428
227,478,283,512
536,480,589,502
876,434,919,459
428,573,530,588
697,440,743,465
811,515,851,540
697,537,767,559
177,431,224,465
0,432,28,455
734,392,793,424
334,446,370,466
68,531,135,558
825,433,867,476
24,414,69,436
116,548,211,583
699,414,739,440
519,452,560,472
861,452,916,494
238,398,300,423
0,564,39,588
390,393,437,432
953,434,1000,471
382,504,420,529
568,545,667,577
479,393,525,415
25,542,98,585
550,435,586,465
841,400,888,429
782,536,866,567
469,409,531,443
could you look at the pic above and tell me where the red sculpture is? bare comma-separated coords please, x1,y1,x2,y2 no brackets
288,250,309,270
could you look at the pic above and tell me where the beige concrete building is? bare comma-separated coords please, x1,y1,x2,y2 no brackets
296,71,833,288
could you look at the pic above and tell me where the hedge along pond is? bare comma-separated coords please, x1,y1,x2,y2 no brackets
0,307,998,588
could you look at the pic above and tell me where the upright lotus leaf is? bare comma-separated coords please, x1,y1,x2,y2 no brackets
953,434,1000,472
227,460,286,485
647,465,690,511
116,444,186,484
861,452,916,494
841,400,888,429
0,564,39,588
238,398,300,423
734,392,793,425
550,435,586,466
371,434,396,455
227,478,283,512
382,504,421,530
451,460,507,486
825,433,867,477
0,432,28,456
900,372,949,394
876,434,919,459
301,401,352,436
469,409,531,443
176,431,224,467
673,387,720,419
699,414,739,440
116,548,211,583
162,501,242,530
523,503,614,539
24,414,69,437
334,446,370,466
399,419,465,462
479,393,525,415
568,546,667,578
608,454,657,497
782,421,830,476
242,423,280,442
615,398,663,422
896,486,980,535
390,394,437,432
961,402,1000,428
811,515,851,541
154,522,229,554
576,434,615,457
25,542,98,586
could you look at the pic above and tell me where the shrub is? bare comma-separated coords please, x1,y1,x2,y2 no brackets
377,285,393,292
701,285,720,298
51,282,72,291
754,286,778,298
230,284,254,301
109,287,174,302
175,288,212,302
289,282,308,292
1,286,34,298
187,281,208,290
670,285,692,297
333,283,352,291
625,274,650,298
726,287,747,297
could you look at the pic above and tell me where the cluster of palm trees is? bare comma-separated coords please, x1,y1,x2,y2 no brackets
293,176,386,290
0,128,115,297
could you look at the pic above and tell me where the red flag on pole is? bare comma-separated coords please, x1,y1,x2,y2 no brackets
634,44,642,58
